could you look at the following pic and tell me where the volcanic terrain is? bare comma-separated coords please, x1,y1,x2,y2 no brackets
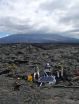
0,43,79,104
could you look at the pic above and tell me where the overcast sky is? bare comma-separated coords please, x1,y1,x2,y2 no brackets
0,0,79,38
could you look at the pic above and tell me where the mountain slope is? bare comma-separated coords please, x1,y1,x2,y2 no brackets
0,34,79,43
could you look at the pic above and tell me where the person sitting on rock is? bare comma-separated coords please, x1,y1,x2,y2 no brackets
53,64,64,83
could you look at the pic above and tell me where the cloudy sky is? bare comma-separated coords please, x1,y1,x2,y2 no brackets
0,0,79,38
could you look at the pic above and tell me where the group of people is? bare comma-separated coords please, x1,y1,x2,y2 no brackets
45,62,69,84
13,62,70,90
27,62,69,85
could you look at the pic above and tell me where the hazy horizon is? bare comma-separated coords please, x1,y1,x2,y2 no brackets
0,0,79,39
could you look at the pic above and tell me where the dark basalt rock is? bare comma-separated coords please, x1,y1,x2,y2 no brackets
0,43,79,104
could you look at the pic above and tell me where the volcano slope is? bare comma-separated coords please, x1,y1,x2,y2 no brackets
0,43,79,104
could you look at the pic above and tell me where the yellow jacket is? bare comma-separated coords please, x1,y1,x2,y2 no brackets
27,74,33,81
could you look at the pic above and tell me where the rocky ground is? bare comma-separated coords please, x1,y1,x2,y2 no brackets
0,43,79,104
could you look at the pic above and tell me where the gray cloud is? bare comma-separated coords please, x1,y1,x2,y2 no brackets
0,0,79,38
40,0,70,12
0,16,38,34
58,2,79,36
